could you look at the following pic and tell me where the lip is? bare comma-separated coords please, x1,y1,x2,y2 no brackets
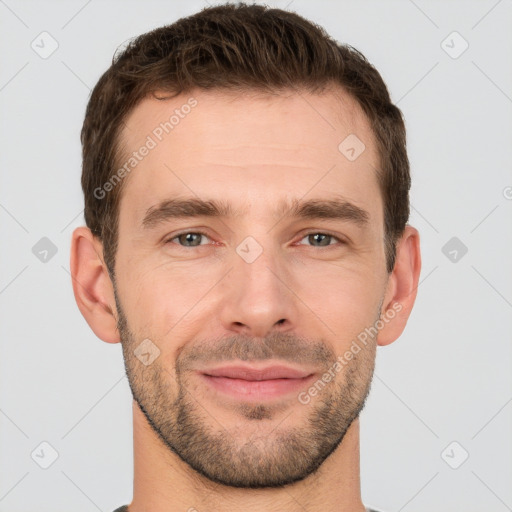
202,365,312,380
198,364,316,400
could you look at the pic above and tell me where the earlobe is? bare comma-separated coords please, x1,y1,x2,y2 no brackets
70,226,121,344
377,225,421,347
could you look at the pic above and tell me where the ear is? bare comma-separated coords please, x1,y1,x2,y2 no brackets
377,225,421,346
70,226,121,344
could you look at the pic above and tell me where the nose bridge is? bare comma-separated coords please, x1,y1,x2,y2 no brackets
219,236,297,337
236,238,282,294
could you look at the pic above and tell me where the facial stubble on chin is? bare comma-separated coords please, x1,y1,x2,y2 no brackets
113,285,378,489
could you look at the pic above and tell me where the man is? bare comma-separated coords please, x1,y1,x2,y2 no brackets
70,3,421,511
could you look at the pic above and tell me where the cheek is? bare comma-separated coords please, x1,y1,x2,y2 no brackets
292,261,383,344
115,244,386,356
117,260,222,339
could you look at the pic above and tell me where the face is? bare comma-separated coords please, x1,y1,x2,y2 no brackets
113,86,389,488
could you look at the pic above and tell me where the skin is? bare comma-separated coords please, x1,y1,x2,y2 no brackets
71,85,421,512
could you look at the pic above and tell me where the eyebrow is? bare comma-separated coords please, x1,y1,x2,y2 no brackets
141,196,369,230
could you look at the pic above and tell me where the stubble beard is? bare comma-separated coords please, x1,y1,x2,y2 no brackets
114,286,378,488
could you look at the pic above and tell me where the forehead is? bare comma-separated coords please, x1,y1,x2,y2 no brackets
120,86,372,157
116,86,382,230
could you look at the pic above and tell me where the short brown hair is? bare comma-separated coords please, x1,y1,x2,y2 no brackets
81,2,410,278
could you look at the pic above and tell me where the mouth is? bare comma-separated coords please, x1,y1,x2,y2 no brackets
198,364,316,400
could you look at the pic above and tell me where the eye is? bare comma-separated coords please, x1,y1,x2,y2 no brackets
298,232,344,247
166,231,211,247
164,231,344,249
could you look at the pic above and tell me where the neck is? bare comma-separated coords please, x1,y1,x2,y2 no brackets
127,401,366,512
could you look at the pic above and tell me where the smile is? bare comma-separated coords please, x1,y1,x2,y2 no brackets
198,364,316,400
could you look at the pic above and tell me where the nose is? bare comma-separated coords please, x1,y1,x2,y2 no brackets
218,244,299,339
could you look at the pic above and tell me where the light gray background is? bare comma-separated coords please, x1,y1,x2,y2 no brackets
0,0,511,511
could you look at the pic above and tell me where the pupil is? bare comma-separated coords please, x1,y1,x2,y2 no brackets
183,233,200,246
312,233,329,246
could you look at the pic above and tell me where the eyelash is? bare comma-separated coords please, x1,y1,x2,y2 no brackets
164,230,345,248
